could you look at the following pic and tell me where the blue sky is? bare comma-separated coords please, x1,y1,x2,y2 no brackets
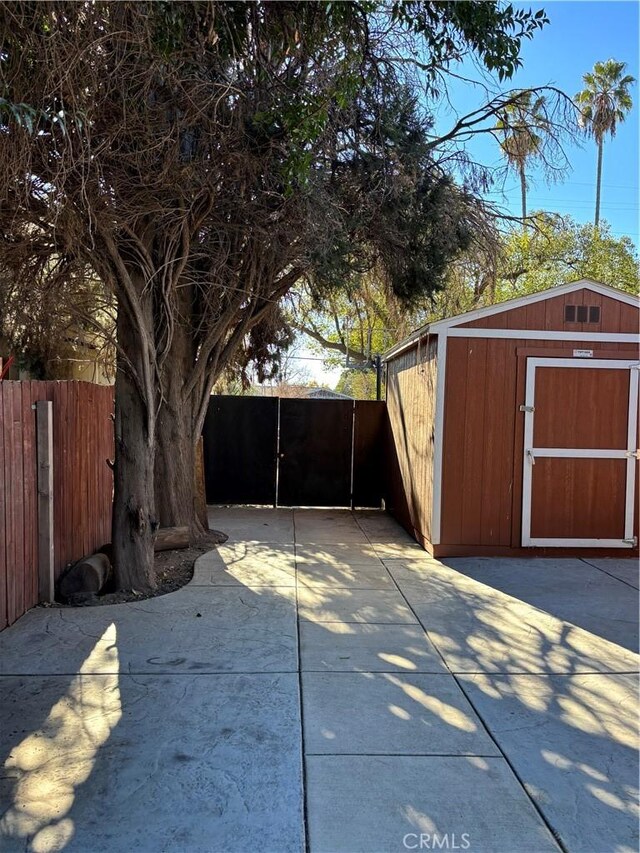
303,0,639,385
434,0,639,244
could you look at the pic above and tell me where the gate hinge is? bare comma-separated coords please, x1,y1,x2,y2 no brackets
519,405,535,413
623,536,638,547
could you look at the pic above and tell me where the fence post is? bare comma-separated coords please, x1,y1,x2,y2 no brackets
36,401,55,603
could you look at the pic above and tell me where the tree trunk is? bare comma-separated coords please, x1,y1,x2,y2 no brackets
194,437,209,530
155,389,206,537
154,293,207,539
112,312,157,591
595,140,603,228
520,165,527,227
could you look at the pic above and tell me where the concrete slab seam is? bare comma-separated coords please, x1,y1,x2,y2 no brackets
579,557,640,591
293,509,311,853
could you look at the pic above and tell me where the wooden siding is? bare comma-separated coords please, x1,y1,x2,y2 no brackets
440,337,640,552
458,289,638,333
385,336,437,543
0,381,114,630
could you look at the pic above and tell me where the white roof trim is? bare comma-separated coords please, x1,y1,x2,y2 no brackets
383,326,436,361
383,279,638,362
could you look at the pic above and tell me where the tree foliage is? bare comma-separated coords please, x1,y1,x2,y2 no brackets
576,60,636,145
0,257,114,378
335,369,380,401
433,213,639,315
290,265,432,365
390,1,548,82
496,90,552,223
493,215,639,299
298,213,638,372
575,59,635,227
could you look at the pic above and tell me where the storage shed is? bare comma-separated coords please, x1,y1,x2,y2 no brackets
384,279,640,557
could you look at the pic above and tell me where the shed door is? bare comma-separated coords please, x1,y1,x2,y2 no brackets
522,357,639,548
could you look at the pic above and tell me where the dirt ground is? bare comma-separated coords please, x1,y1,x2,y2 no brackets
51,530,228,608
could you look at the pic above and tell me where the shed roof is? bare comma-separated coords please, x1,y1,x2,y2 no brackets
383,278,639,361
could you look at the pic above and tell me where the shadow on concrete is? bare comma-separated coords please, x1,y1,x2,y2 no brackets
0,575,303,852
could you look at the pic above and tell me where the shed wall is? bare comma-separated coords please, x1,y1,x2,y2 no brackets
458,288,637,333
440,336,639,553
385,336,437,544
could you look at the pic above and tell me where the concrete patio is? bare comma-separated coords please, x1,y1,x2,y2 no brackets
0,508,638,852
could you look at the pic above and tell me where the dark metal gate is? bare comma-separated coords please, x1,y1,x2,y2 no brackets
353,400,387,508
278,399,353,507
202,395,385,508
203,396,278,505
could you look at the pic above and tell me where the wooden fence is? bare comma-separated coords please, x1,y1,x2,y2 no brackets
0,381,114,630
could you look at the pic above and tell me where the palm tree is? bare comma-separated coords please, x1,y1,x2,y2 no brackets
575,60,635,228
497,91,550,227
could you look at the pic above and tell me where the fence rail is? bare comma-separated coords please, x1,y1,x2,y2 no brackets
0,381,114,630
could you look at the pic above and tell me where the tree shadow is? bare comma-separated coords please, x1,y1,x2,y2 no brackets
442,555,639,652
383,553,639,850
0,574,304,852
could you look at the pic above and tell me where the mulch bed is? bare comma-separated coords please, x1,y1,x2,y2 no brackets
50,530,228,608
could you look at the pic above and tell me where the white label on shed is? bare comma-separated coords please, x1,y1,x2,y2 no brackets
573,349,593,358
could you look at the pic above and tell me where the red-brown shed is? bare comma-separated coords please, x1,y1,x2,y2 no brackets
384,279,640,557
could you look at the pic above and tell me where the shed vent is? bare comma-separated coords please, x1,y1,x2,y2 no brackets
564,304,601,324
